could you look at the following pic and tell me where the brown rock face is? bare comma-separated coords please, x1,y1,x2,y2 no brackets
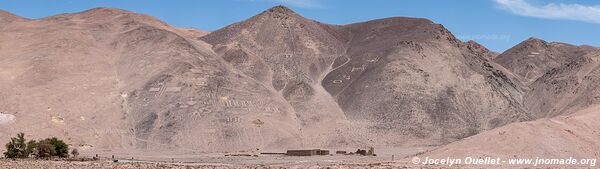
318,17,529,145
201,6,349,147
426,39,600,160
203,6,531,146
0,10,26,23
0,7,303,152
494,38,594,83
494,38,600,118
465,40,499,59
523,47,600,118
0,10,27,29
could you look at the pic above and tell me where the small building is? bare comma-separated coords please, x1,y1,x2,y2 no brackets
317,149,329,155
355,147,376,156
286,149,329,156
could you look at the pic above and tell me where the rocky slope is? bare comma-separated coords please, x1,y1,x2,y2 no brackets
524,48,600,118
201,6,349,147
0,9,26,24
321,17,530,145
494,38,600,117
202,6,531,147
494,38,596,84
424,39,600,161
0,7,303,152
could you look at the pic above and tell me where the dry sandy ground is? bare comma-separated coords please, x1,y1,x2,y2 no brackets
1,146,589,168
0,147,431,169
0,158,590,169
72,146,428,166
0,157,414,169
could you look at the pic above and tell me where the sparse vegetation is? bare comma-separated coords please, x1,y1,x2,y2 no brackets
26,140,37,157
35,141,56,158
3,133,28,158
42,137,69,158
3,133,70,159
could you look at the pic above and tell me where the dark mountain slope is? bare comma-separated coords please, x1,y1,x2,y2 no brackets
203,6,531,146
320,17,530,145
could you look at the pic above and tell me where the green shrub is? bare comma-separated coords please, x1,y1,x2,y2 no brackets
26,140,37,156
3,133,29,158
3,133,70,158
36,141,56,158
47,137,69,157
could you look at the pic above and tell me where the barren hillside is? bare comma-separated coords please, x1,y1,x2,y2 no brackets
423,39,600,164
202,6,531,147
494,38,600,117
0,7,304,153
1,6,597,156
425,105,600,160
0,9,26,24
494,38,596,84
201,6,349,147
320,17,530,145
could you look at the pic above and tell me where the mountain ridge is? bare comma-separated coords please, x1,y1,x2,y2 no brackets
0,9,27,24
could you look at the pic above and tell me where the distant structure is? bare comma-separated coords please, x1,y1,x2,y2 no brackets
368,147,375,156
356,147,376,156
285,149,329,156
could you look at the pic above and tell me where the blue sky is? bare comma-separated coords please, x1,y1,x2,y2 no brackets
0,0,598,52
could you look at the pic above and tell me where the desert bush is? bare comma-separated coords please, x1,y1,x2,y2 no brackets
36,141,56,158
38,137,69,158
3,133,71,159
3,133,29,158
26,140,37,156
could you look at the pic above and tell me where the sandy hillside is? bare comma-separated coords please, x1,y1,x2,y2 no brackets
0,7,303,152
425,104,600,160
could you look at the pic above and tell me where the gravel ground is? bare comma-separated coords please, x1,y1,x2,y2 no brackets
0,159,414,169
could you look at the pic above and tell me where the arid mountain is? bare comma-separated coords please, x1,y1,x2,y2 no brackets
201,6,348,147
465,40,499,59
177,28,209,38
425,39,600,161
494,38,600,117
0,7,305,153
524,47,600,118
494,38,596,84
314,18,529,144
202,6,531,147
321,17,530,145
0,5,596,155
0,9,26,24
